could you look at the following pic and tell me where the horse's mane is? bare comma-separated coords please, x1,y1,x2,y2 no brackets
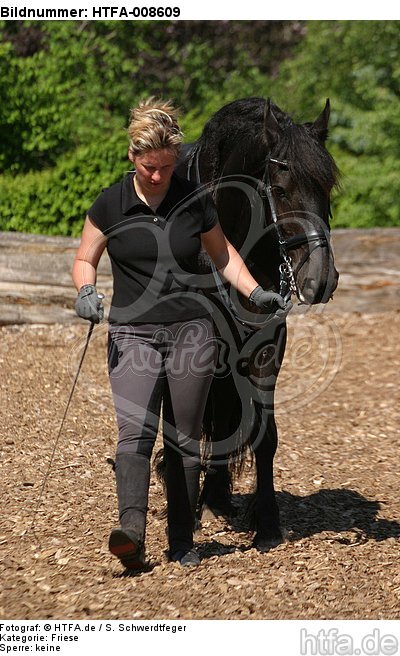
197,97,339,193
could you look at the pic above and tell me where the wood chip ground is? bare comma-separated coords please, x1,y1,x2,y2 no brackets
2,310,399,620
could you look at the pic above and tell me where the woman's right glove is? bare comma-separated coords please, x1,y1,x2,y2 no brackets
75,284,104,323
249,286,292,316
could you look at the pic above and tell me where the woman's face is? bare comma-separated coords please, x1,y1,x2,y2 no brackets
129,148,177,195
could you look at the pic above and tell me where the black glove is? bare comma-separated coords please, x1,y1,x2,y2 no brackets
75,284,104,323
249,286,286,310
249,286,293,318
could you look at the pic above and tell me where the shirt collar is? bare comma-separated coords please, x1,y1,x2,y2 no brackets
121,172,180,215
121,172,144,214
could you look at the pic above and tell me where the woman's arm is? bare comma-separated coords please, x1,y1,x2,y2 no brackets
201,223,288,312
201,223,259,298
72,216,108,291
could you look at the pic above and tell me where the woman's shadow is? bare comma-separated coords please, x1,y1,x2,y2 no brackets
197,488,400,559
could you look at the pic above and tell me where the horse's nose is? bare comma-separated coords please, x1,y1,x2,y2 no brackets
332,267,339,291
302,269,338,304
320,266,339,303
302,277,320,302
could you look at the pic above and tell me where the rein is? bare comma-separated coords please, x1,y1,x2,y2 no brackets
187,145,274,330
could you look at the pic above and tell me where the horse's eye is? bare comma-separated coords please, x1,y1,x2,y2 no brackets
273,186,287,198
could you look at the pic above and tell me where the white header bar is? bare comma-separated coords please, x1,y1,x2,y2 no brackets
0,0,399,20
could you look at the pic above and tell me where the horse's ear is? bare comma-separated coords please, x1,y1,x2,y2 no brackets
312,99,330,143
264,98,282,147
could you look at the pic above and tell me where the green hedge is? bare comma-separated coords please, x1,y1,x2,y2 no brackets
1,20,399,234
0,133,128,236
331,153,400,228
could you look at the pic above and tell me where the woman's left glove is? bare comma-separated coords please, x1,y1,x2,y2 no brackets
75,284,104,323
249,286,292,316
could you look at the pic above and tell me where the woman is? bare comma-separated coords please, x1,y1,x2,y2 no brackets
72,98,287,569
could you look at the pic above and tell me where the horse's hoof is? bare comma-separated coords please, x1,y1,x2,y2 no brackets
253,529,285,552
193,518,202,535
201,502,237,521
201,504,223,520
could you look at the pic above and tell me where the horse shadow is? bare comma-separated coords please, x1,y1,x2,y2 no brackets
196,488,400,559
275,488,400,541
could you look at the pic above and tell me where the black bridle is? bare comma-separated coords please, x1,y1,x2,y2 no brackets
260,156,330,304
186,145,331,329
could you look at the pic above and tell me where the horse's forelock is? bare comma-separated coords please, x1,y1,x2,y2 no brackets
270,123,339,193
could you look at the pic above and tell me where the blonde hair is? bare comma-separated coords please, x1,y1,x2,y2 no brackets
127,97,183,157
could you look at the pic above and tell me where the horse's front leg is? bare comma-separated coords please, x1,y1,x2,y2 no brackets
252,406,284,550
249,321,287,551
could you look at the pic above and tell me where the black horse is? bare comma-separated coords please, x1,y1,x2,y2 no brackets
174,97,340,551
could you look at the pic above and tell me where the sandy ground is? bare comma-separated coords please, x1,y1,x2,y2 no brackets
1,309,399,620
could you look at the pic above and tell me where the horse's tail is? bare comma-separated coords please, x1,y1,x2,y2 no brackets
154,448,166,487
153,448,168,519
229,425,254,481
225,406,255,483
201,381,253,482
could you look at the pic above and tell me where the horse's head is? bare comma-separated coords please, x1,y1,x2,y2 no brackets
262,99,339,304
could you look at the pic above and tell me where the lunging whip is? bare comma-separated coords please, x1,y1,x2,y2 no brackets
29,320,95,534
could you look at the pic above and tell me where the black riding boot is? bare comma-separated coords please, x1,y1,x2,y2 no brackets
166,455,201,567
108,452,150,570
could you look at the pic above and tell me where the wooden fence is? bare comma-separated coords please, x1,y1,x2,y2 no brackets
1,228,399,324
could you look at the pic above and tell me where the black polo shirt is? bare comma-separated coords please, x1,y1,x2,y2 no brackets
87,172,219,324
